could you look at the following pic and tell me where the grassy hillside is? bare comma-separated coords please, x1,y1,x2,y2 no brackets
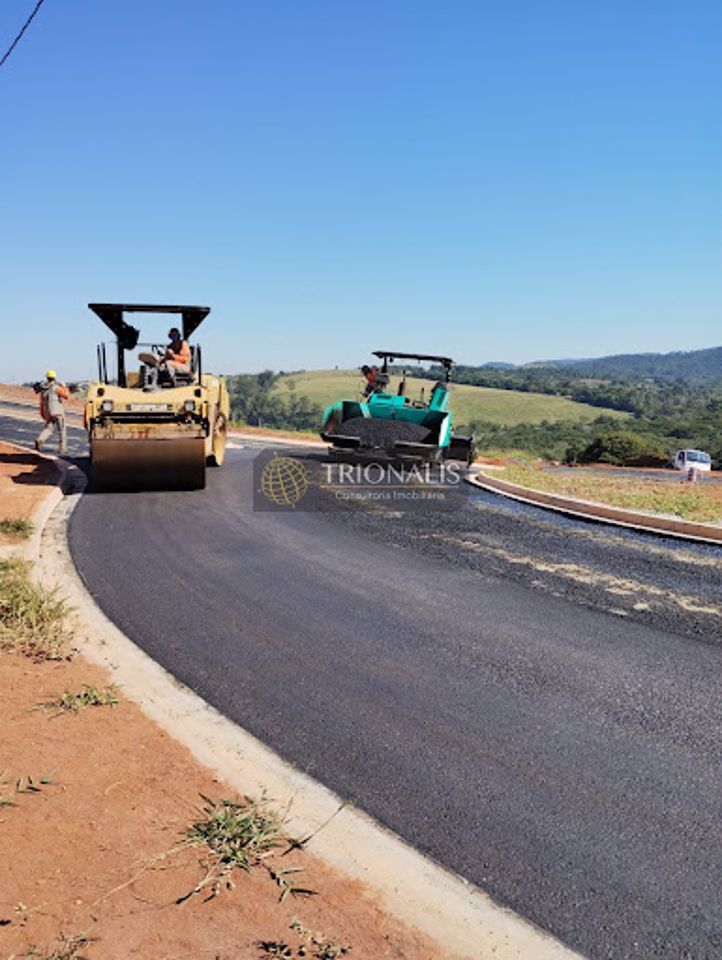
272,369,629,427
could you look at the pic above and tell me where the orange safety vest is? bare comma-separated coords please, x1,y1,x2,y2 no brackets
168,340,191,369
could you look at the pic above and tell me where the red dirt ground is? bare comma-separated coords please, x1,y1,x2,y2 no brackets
0,655,448,960
0,442,58,539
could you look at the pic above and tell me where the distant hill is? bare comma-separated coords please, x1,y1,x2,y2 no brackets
529,346,722,383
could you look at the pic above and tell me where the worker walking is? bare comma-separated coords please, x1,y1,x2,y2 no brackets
35,370,69,455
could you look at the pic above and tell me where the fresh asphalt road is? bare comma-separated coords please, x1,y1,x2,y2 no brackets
2,408,721,959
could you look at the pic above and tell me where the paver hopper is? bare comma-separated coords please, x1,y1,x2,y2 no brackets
321,351,475,464
85,303,229,490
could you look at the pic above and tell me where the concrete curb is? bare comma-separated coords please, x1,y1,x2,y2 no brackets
18,458,581,959
468,470,722,545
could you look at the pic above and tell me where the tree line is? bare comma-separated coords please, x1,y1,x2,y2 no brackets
432,365,722,467
225,369,722,468
225,372,321,431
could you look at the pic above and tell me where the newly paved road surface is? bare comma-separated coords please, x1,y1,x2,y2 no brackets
1,407,720,959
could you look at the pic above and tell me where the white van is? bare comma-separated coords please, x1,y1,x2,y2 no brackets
673,449,712,473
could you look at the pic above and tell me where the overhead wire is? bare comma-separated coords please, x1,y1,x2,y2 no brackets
0,0,48,69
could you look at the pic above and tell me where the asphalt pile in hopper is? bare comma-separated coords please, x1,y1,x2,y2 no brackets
339,417,432,446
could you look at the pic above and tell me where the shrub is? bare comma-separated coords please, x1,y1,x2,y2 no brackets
578,431,665,466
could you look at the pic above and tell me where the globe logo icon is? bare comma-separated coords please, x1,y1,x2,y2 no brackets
259,456,309,506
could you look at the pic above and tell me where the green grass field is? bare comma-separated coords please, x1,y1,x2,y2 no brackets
272,369,629,427
495,462,722,523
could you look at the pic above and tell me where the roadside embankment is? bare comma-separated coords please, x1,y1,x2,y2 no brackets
471,462,722,544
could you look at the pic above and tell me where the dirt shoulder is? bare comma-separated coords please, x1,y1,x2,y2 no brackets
0,443,58,550
0,448,453,960
0,655,443,960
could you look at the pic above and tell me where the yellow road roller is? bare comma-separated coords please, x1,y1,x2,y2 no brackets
85,303,229,490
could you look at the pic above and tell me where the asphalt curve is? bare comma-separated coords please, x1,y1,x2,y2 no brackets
62,447,721,960
1,409,719,959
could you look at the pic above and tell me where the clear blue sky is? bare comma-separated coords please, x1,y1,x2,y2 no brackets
2,0,720,382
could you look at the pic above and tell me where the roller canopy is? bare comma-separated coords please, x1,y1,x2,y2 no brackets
88,303,211,344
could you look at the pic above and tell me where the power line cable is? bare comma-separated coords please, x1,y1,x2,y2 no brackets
0,0,48,69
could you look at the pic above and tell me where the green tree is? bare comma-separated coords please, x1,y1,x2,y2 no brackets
579,431,665,465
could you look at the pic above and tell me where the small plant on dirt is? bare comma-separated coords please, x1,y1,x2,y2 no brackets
0,769,54,806
0,558,72,659
290,918,350,958
40,685,119,714
257,942,294,959
268,865,317,903
257,920,351,959
0,770,16,809
0,518,33,539
16,772,55,794
179,794,315,904
20,932,96,959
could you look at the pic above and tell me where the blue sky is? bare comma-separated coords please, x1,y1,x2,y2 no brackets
2,0,720,381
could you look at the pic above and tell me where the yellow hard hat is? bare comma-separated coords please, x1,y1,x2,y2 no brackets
45,369,57,380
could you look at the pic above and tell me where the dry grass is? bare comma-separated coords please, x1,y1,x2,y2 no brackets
0,558,73,659
258,917,351,959
19,932,96,959
476,448,536,464
39,685,119,714
496,463,722,523
180,794,315,904
0,518,34,539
